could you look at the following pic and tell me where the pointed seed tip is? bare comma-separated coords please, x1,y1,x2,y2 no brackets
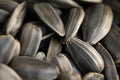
59,32,65,37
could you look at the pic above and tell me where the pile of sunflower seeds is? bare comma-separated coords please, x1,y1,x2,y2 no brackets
0,0,120,80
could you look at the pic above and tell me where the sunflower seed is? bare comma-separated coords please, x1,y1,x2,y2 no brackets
34,3,65,36
65,7,85,41
0,63,22,80
95,43,119,80
14,39,20,57
9,56,59,80
4,1,26,36
35,52,46,60
46,37,62,62
82,4,113,45
66,37,104,73
102,24,120,63
20,22,42,57
51,54,73,72
0,35,16,64
82,72,104,80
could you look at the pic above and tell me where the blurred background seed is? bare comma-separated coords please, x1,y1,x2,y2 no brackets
0,0,19,13
0,63,22,80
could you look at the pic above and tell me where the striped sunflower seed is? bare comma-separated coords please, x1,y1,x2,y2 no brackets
95,43,119,80
82,4,113,45
46,37,62,62
9,56,59,80
66,37,104,73
20,22,42,57
35,52,46,60
34,3,65,36
4,1,26,36
65,7,85,41
0,35,17,64
102,24,120,63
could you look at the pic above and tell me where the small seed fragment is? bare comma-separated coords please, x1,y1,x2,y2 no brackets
58,71,81,80
35,52,46,60
82,72,104,80
51,54,73,72
0,9,10,24
46,37,62,62
0,0,19,13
